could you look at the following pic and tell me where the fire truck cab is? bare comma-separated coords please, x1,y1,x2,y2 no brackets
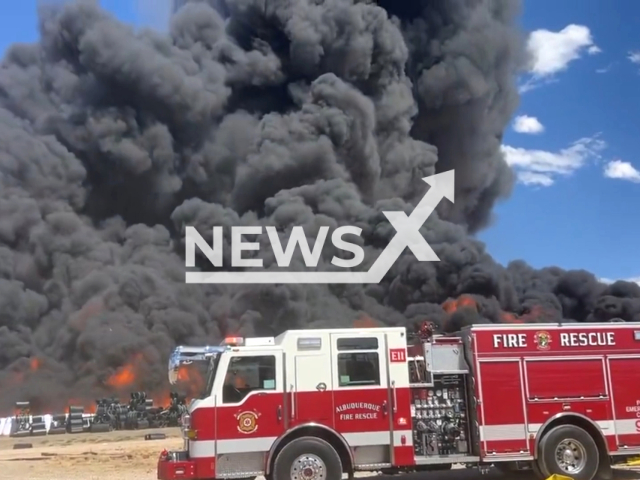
158,322,640,480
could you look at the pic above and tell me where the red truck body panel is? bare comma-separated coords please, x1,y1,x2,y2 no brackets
470,323,640,458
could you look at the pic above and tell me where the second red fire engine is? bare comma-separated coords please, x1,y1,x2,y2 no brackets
158,321,640,480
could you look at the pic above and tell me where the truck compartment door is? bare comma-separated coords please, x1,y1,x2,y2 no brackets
477,359,529,455
330,331,392,465
608,356,640,447
293,354,333,427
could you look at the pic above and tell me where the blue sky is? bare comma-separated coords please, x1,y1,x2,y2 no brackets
0,1,638,283
483,0,640,283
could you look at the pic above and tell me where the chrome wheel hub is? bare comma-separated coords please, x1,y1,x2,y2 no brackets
290,454,326,480
555,438,587,474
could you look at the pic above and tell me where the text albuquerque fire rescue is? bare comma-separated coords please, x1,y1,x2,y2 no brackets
336,402,381,420
184,170,455,284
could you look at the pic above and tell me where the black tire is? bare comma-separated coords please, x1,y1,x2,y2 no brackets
13,443,33,449
273,437,342,480
538,425,599,480
90,423,111,433
531,435,548,480
127,411,138,429
531,458,545,480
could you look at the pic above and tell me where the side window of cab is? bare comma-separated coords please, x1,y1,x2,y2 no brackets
222,355,276,404
336,337,381,387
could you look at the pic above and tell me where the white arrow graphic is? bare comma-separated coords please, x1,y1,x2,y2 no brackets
186,170,455,284
365,170,454,283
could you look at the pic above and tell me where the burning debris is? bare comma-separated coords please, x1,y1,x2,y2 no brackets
6,392,189,437
0,0,639,411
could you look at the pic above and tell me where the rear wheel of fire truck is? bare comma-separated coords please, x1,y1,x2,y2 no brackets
536,425,600,480
531,458,545,479
273,437,343,480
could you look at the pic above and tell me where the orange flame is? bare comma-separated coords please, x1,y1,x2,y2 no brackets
101,353,205,409
177,364,204,393
105,353,143,388
1,350,208,416
440,295,553,327
30,357,41,371
152,364,205,407
60,356,207,414
353,314,383,329
442,295,478,314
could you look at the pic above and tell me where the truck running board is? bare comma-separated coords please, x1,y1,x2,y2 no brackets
414,455,480,465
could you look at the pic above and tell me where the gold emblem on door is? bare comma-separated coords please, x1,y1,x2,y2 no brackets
236,410,260,434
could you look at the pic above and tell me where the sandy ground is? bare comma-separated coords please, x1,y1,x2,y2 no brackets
0,428,182,480
0,429,639,480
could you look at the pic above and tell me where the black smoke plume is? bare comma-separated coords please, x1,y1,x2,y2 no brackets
0,0,638,412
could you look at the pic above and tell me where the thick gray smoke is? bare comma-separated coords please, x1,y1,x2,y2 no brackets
0,0,639,411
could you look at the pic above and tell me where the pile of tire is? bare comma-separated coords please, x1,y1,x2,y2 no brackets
125,392,153,430
48,414,67,435
66,406,84,434
147,406,167,428
138,397,154,429
90,399,114,433
113,403,129,430
165,393,188,427
30,415,47,436
9,402,31,438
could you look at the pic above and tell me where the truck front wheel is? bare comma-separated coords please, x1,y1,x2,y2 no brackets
273,437,343,480
537,425,600,480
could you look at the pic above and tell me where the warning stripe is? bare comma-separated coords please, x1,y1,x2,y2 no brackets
480,419,638,441
189,430,413,458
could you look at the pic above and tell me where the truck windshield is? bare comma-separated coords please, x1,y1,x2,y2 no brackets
199,353,221,399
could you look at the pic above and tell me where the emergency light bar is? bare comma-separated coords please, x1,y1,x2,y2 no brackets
222,336,244,346
221,336,276,347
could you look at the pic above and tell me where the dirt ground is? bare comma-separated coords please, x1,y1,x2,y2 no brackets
0,428,182,480
0,429,639,480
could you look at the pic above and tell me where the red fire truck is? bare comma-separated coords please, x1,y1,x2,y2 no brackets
157,322,640,480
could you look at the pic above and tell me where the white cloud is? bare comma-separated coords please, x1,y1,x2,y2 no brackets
596,62,615,74
502,135,606,186
603,159,640,183
515,171,554,187
528,25,600,75
520,24,600,92
513,115,544,134
628,51,640,65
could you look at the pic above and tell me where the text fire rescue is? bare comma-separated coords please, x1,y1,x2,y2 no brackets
336,402,381,420
493,331,615,348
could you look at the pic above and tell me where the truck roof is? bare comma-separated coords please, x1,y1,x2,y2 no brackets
270,326,407,346
227,322,640,350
